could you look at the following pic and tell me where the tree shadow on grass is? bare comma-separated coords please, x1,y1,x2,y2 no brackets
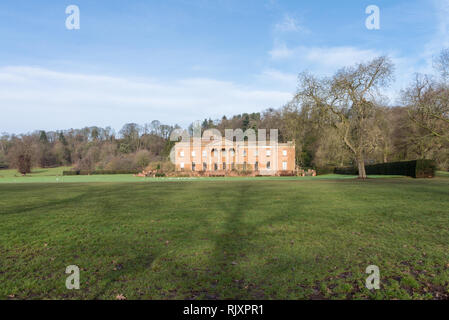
200,181,363,300
201,182,305,299
0,193,89,216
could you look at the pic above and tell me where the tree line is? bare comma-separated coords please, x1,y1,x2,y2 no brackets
0,121,180,174
1,50,448,178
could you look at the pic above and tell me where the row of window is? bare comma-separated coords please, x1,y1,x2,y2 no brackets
180,161,288,171
179,149,288,158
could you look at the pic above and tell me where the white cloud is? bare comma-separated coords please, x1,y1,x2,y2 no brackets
0,66,293,133
269,42,295,59
260,69,298,84
267,43,420,104
274,15,307,33
435,0,449,46
269,43,381,71
301,46,381,69
418,0,449,74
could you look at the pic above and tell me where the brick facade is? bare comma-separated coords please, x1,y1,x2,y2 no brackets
173,138,295,176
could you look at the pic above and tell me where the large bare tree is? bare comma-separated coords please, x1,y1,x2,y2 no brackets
403,74,449,144
295,56,394,178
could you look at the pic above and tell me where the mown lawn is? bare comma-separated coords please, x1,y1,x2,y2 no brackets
0,176,449,300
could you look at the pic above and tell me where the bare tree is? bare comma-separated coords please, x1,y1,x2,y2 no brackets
434,48,449,81
402,74,449,144
296,56,394,178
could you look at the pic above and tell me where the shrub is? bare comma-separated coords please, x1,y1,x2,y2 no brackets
134,150,152,169
17,154,32,174
278,170,296,176
414,159,437,178
315,166,336,175
334,166,358,175
104,155,136,171
144,161,175,174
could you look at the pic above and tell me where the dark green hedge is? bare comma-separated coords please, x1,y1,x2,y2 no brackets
334,160,436,178
63,170,140,176
315,166,336,175
334,166,358,175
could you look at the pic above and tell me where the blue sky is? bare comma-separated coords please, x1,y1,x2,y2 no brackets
0,0,448,133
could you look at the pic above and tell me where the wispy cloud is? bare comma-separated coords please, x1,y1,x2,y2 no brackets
301,46,381,69
269,42,295,59
435,0,449,45
274,14,308,33
260,69,298,84
420,0,449,71
269,43,381,70
0,66,293,133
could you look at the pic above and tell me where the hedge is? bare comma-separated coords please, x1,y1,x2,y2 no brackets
315,166,336,175
63,170,140,176
334,160,436,178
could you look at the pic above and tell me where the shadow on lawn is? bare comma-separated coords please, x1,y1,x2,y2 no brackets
0,193,89,216
203,182,308,299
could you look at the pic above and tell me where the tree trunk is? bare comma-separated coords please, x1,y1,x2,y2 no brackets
357,157,367,179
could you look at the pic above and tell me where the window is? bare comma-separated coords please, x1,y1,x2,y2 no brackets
192,162,196,171
202,150,207,158
221,148,226,156
267,161,271,169
214,163,218,171
282,161,287,170
266,150,271,157
180,162,185,169
254,149,258,156
192,151,196,157
255,161,259,171
282,150,287,156
223,162,226,170
180,151,184,157
230,149,235,156
243,150,247,157
203,162,207,171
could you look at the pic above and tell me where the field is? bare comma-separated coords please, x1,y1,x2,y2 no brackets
1,168,449,299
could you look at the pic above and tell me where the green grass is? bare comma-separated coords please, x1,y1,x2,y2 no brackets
1,172,449,300
0,167,71,179
0,167,405,184
437,170,449,178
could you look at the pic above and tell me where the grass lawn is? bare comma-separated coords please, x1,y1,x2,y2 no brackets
0,167,408,184
0,171,449,300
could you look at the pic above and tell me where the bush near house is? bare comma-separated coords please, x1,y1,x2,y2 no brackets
315,166,337,175
334,160,436,178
